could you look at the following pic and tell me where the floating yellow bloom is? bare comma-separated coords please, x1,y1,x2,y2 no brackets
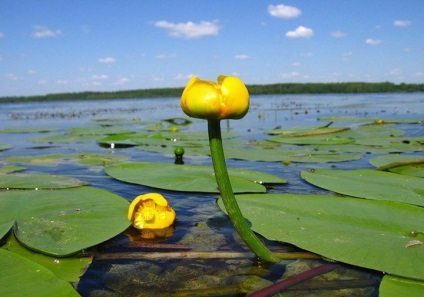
180,75,249,120
128,193,176,230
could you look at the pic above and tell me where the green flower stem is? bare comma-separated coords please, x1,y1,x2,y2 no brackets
208,119,279,263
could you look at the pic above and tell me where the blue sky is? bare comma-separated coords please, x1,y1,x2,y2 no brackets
1,1,423,96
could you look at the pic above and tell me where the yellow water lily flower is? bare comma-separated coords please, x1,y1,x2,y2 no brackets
180,75,249,120
128,193,176,230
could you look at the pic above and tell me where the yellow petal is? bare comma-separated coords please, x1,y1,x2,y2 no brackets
219,76,249,119
127,193,170,221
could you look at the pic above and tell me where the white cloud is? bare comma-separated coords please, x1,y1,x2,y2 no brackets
234,54,250,60
32,25,63,38
154,20,220,39
98,57,116,64
286,26,313,39
268,4,301,19
331,31,347,38
38,80,48,85
56,79,68,84
365,38,382,45
393,20,412,27
173,73,193,80
113,77,129,85
6,73,18,80
280,71,300,79
92,74,108,80
155,53,177,59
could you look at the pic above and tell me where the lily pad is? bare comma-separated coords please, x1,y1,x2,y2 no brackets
267,135,354,145
380,275,424,297
0,172,88,189
301,169,424,206
2,233,92,283
31,133,101,143
0,143,13,151
370,155,424,177
218,193,424,280
98,133,161,148
0,166,26,174
69,127,135,136
0,186,130,256
105,162,286,193
222,147,363,163
0,127,60,133
266,126,349,136
0,249,79,297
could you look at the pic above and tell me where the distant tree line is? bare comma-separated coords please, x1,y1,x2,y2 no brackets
1,82,423,103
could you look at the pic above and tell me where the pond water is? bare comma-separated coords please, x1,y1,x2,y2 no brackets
1,93,424,296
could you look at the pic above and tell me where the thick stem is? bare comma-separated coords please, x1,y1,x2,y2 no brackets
208,119,279,263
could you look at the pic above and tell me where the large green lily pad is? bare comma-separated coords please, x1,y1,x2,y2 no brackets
0,187,130,256
2,233,92,283
218,193,424,280
105,162,286,193
0,172,88,189
301,169,424,206
0,249,79,297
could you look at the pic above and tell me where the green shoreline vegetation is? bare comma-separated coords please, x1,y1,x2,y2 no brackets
1,81,424,103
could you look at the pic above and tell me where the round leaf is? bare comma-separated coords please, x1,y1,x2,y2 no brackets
0,249,79,297
301,169,424,206
0,173,87,189
105,162,286,193
218,193,424,280
0,187,130,256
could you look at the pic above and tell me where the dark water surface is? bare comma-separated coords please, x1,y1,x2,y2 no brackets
1,93,423,296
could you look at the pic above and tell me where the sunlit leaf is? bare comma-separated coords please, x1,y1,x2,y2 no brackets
380,275,424,297
0,127,60,133
370,155,424,177
69,127,135,136
218,193,424,280
0,143,13,151
105,162,286,193
31,134,100,143
266,126,349,136
77,153,129,166
0,249,79,297
338,124,405,138
0,166,26,174
301,169,424,206
267,135,354,145
222,147,363,163
0,187,130,256
2,233,92,283
0,172,87,189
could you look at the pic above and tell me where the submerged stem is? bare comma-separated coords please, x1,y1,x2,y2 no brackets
207,119,279,263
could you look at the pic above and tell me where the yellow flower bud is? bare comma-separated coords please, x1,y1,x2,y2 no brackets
128,193,176,230
180,75,249,120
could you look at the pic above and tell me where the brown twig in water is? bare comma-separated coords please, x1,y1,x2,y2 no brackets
247,263,340,297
